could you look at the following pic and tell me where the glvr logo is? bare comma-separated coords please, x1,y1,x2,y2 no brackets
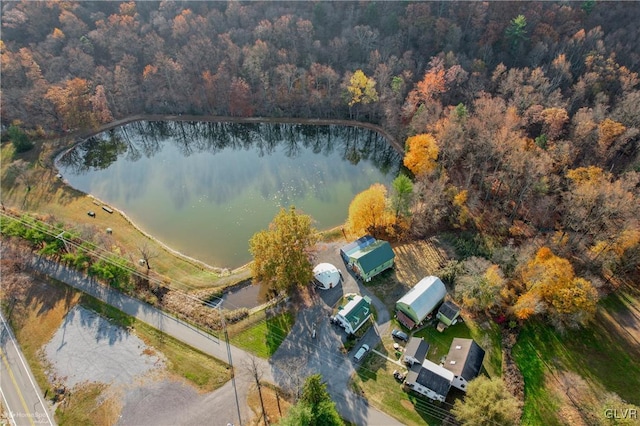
604,408,638,419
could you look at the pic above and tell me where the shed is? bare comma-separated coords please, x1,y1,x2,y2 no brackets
348,240,395,282
340,235,375,264
403,337,430,366
405,359,454,402
444,338,486,392
335,295,372,335
313,263,341,290
436,300,461,327
395,276,447,329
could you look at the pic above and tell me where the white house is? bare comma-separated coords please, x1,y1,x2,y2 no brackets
335,295,372,335
404,359,454,402
443,338,486,392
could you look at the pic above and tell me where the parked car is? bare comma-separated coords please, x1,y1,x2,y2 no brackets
391,329,409,342
353,344,370,362
393,369,406,382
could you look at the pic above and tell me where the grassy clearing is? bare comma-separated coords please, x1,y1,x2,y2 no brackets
1,142,228,290
352,352,444,426
245,382,292,426
56,383,120,426
79,294,232,392
7,278,81,397
229,311,295,358
513,290,640,425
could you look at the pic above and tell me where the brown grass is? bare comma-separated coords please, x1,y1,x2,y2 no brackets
392,237,448,285
245,383,292,426
56,383,121,426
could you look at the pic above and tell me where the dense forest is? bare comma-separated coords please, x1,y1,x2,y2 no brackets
2,1,639,331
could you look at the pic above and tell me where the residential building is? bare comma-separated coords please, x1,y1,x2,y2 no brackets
443,338,486,392
335,294,372,335
348,240,395,282
404,359,454,402
403,337,430,366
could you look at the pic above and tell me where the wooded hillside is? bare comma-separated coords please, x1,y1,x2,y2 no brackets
2,1,639,328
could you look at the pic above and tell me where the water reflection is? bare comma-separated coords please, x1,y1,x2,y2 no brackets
57,121,401,268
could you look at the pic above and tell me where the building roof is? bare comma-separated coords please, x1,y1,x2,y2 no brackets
396,276,447,322
437,300,461,321
406,360,454,398
338,295,372,331
396,310,416,329
312,263,340,289
349,240,395,274
404,337,430,363
340,235,375,258
444,338,486,380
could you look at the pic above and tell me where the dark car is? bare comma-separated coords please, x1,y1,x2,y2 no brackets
392,329,409,342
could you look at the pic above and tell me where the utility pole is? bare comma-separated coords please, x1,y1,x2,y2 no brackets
220,302,242,426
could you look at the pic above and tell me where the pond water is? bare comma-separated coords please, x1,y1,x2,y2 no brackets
56,120,401,268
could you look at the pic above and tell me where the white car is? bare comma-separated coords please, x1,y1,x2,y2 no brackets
353,344,370,362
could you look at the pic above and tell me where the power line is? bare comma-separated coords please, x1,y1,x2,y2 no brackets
1,212,504,425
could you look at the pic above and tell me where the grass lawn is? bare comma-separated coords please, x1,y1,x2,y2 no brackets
513,289,640,425
412,318,502,377
352,350,448,425
229,310,295,358
1,142,229,290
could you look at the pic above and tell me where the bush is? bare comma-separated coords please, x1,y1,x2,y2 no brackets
8,125,34,153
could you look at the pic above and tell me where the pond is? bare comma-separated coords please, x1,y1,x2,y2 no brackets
56,120,402,268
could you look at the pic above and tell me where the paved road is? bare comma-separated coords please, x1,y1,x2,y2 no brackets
0,312,56,426
28,256,402,425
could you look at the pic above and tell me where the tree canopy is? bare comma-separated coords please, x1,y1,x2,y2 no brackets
451,376,521,426
249,206,318,295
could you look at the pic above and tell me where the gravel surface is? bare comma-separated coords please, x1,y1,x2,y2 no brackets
44,306,164,388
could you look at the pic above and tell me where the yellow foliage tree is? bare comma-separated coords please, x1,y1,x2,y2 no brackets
347,183,393,237
403,133,439,176
514,247,598,328
598,118,626,153
347,69,378,107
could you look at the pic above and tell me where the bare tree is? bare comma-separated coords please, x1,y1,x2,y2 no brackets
246,356,268,425
137,241,159,271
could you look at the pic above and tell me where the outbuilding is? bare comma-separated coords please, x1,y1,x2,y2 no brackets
436,300,461,327
395,276,447,329
312,263,341,290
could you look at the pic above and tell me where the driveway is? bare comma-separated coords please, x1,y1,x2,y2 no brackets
270,242,400,425
28,254,402,425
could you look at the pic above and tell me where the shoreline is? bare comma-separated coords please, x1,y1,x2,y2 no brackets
50,115,394,274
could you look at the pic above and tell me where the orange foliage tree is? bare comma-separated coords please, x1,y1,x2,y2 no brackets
403,133,439,177
513,247,598,329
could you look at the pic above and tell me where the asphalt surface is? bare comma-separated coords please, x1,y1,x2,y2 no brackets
0,312,56,426
27,250,402,426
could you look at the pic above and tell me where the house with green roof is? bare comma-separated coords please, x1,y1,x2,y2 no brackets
335,295,372,335
348,240,395,282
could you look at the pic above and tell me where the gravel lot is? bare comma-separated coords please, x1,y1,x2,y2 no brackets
44,306,165,389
